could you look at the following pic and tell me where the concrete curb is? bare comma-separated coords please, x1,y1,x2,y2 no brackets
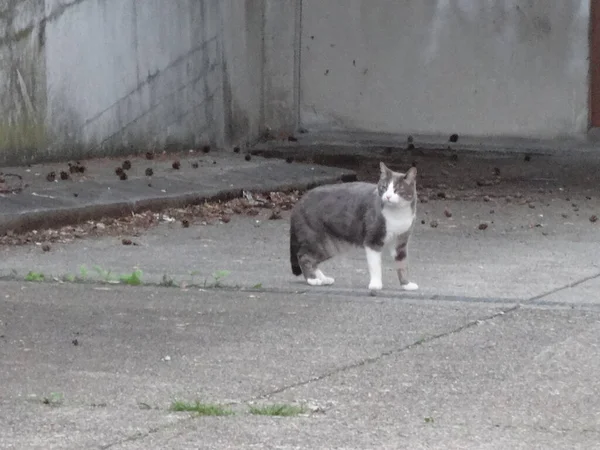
0,168,356,235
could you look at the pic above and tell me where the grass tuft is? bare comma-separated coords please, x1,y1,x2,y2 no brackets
170,401,233,416
120,269,143,286
25,271,45,282
249,404,306,417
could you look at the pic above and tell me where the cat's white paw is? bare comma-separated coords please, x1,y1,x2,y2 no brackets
306,278,323,286
368,281,383,291
402,282,419,291
320,276,335,285
315,270,335,286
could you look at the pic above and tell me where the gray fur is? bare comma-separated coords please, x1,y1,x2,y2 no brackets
290,162,417,287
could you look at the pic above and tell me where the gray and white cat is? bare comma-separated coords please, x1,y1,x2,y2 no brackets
290,162,418,291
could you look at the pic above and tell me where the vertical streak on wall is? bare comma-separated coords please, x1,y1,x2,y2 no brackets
590,0,599,127
221,0,266,145
263,0,299,133
0,0,47,162
293,0,303,130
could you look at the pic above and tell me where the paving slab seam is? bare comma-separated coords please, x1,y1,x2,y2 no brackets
525,271,600,305
94,305,520,449
0,277,525,307
235,286,526,305
487,423,600,436
245,305,521,402
7,276,600,312
99,424,191,450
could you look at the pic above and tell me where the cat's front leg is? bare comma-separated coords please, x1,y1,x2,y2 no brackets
365,247,383,291
394,241,418,291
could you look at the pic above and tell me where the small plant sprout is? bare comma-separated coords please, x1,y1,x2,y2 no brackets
120,270,143,286
25,271,45,282
63,274,76,283
170,401,233,416
204,270,231,288
78,265,89,281
93,265,117,282
248,404,306,417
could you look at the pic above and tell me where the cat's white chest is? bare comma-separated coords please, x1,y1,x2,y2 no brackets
382,208,414,243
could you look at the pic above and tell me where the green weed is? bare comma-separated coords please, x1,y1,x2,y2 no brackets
248,404,306,417
24,271,44,282
170,401,233,416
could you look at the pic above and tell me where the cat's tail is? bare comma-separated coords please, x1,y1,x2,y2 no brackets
289,225,303,276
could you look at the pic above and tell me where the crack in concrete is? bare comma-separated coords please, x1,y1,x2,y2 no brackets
98,305,520,448
525,271,600,304
489,422,600,435
16,271,600,448
248,305,520,401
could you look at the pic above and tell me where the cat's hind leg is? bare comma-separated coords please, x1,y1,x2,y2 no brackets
298,251,334,286
298,252,324,286
314,269,335,286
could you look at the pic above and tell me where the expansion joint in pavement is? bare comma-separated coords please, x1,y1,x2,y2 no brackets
525,271,600,305
249,305,521,401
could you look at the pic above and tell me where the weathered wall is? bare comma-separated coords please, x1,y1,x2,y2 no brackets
45,0,224,160
262,0,299,134
221,0,300,142
300,0,591,138
0,0,47,161
0,0,239,164
0,0,300,164
221,0,264,146
6,0,584,163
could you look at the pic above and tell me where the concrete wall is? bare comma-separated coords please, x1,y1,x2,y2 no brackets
0,0,47,162
4,0,585,163
221,0,265,146
0,0,301,164
46,0,225,158
221,0,300,141
300,0,591,138
1,0,259,164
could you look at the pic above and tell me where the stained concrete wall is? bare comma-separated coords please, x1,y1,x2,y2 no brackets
5,0,584,163
221,0,265,145
45,0,224,159
0,0,47,162
0,0,299,165
1,0,253,164
300,0,591,139
221,0,300,141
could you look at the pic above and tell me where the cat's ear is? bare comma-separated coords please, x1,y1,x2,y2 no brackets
379,162,391,177
404,167,417,184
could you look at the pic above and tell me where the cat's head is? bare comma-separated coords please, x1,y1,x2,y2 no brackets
377,162,417,208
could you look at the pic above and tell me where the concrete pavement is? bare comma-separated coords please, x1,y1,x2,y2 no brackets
1,196,599,305
1,280,599,449
2,146,600,448
1,190,600,448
